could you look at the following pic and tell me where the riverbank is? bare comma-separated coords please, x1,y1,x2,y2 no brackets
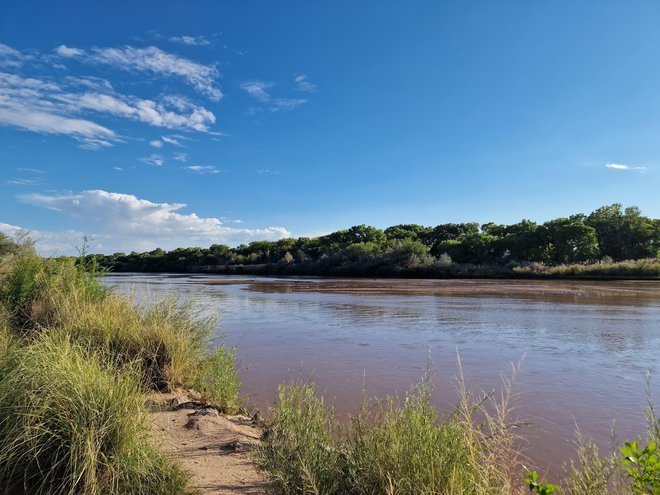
1,241,658,494
97,258,660,281
147,390,266,494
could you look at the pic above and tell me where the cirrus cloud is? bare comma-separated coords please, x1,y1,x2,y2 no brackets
605,163,645,172
57,44,222,101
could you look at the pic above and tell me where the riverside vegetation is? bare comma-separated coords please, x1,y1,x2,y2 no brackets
0,234,658,494
84,204,660,279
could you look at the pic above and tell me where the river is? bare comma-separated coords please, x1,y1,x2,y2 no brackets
105,273,660,476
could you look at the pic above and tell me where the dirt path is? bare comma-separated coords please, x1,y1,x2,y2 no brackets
148,392,268,495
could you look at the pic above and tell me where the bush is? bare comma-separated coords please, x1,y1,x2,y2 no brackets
192,344,241,413
55,295,216,392
258,375,521,495
0,335,187,495
347,385,477,495
0,254,108,331
257,382,345,494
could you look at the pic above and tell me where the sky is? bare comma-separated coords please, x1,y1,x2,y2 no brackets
1,1,660,255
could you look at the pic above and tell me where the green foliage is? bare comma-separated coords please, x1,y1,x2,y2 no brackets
384,238,430,267
0,335,187,495
620,440,660,494
259,378,521,495
344,242,381,261
525,470,560,494
347,385,478,495
56,295,216,392
257,382,344,495
192,344,241,414
563,433,616,495
86,204,660,279
0,253,108,330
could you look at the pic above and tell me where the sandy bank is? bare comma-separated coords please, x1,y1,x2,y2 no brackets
147,391,267,495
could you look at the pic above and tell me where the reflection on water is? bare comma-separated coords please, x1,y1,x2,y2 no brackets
105,273,660,475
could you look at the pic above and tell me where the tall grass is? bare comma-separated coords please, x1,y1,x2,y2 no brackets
0,246,243,493
513,258,660,279
0,252,241,407
257,382,344,495
192,343,242,413
0,335,187,495
0,253,108,330
258,371,523,495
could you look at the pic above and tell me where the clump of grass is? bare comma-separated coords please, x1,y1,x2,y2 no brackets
54,294,214,392
347,384,477,495
513,259,660,279
257,382,346,494
563,431,617,495
0,253,108,331
258,369,523,495
0,252,241,410
48,270,241,406
0,335,187,495
192,344,242,413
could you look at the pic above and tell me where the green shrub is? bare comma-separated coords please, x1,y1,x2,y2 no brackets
192,344,241,413
0,335,187,495
347,385,476,495
0,254,108,331
55,295,215,392
258,377,521,495
258,382,345,494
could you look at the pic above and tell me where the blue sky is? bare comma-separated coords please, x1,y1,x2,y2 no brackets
1,1,660,254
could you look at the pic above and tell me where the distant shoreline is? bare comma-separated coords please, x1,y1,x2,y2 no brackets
100,258,660,281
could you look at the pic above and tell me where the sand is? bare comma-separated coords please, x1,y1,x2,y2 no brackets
148,391,268,495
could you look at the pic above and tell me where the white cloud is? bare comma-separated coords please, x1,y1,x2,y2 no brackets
173,152,188,162
293,73,317,92
605,163,645,171
55,44,85,57
271,97,307,112
162,135,184,146
15,189,290,254
241,79,308,112
150,139,163,148
240,80,273,102
0,221,87,257
56,91,216,132
0,72,117,149
169,35,211,46
0,69,216,147
62,45,222,101
6,178,43,186
184,165,220,174
140,154,164,166
0,43,28,68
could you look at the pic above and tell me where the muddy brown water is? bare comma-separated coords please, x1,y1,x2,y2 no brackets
105,274,660,478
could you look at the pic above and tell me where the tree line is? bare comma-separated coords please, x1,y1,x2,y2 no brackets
83,204,660,277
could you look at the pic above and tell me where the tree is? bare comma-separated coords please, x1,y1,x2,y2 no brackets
586,204,658,260
384,224,432,243
544,218,599,263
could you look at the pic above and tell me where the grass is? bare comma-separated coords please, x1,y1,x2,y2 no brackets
257,382,344,495
258,369,660,495
54,294,241,411
0,241,243,493
0,334,187,495
513,258,660,279
0,252,108,331
258,370,523,495
0,248,241,408
192,343,241,414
